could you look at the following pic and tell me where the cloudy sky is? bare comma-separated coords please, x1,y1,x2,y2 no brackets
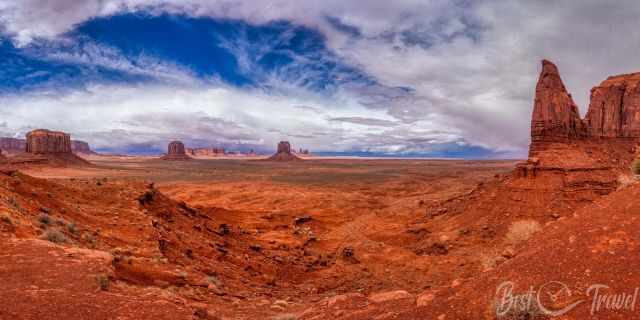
0,1,639,156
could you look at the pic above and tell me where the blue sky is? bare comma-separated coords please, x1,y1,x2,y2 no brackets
1,1,639,157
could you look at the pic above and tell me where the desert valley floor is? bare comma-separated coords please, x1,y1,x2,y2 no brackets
1,157,523,319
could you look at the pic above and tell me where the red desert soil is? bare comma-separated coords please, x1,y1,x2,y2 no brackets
1,158,519,319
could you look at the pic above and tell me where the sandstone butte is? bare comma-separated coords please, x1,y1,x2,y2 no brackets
26,129,73,154
267,141,301,161
0,137,95,155
5,129,92,166
160,140,192,161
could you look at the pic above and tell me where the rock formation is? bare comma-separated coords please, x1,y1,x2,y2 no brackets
9,129,91,165
431,60,640,229
1,137,94,155
161,141,191,161
531,60,587,142
186,147,225,157
0,138,26,154
26,129,72,154
526,60,640,166
267,141,301,161
71,140,95,154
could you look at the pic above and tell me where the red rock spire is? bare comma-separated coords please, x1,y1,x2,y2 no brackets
531,60,586,141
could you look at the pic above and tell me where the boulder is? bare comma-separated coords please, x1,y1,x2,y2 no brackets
161,141,191,161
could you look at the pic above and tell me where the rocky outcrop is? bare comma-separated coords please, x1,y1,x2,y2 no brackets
1,137,93,155
532,60,640,143
528,60,640,166
0,138,26,153
584,72,640,137
8,129,91,165
531,60,587,142
186,147,225,157
267,141,301,161
71,140,95,154
161,141,191,161
26,129,72,154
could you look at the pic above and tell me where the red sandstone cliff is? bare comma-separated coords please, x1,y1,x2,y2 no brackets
532,60,640,143
0,138,26,153
186,147,225,157
161,141,191,161
531,60,586,142
26,129,72,154
70,140,95,154
584,72,640,137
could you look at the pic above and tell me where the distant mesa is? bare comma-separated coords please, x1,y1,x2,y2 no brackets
0,136,95,155
71,140,96,154
186,147,225,157
266,141,301,161
161,141,192,161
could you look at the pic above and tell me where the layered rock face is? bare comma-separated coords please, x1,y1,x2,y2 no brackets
26,130,72,154
0,138,26,153
532,60,640,143
161,141,191,161
70,140,95,154
267,141,300,161
1,137,93,155
531,60,587,142
584,72,640,137
186,147,225,157
513,60,640,206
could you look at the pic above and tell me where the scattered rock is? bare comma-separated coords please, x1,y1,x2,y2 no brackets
294,215,312,225
369,290,413,303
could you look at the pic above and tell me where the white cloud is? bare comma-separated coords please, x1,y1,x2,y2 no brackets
0,82,443,153
2,1,640,156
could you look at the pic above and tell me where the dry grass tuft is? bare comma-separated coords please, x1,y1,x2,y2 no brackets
505,220,541,245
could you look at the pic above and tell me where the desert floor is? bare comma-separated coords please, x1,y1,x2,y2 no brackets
3,157,519,319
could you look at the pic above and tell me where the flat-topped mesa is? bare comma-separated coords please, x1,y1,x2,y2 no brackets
0,137,26,152
585,72,640,138
161,141,191,161
531,60,586,142
26,129,72,154
71,140,95,154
